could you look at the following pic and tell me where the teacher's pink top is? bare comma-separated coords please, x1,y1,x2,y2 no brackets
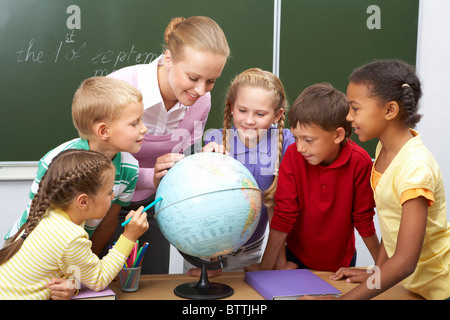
109,57,211,201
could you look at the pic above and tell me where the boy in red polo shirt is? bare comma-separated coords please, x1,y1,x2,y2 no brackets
246,83,379,272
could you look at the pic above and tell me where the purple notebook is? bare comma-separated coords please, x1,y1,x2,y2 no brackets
244,269,341,300
71,285,116,300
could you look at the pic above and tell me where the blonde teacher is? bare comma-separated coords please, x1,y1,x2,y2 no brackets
95,16,230,274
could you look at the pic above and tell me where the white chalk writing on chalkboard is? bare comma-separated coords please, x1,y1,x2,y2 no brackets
15,30,157,75
91,45,158,68
16,39,44,63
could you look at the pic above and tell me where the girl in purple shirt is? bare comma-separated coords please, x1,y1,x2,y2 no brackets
186,68,295,276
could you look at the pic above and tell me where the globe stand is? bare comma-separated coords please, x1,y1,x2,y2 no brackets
174,251,234,300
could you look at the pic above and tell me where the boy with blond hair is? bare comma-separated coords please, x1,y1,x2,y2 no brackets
4,77,148,255
246,83,379,272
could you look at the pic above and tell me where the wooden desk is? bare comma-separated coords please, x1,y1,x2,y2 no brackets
109,271,424,300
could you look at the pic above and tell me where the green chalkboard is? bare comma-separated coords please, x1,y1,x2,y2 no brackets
1,0,419,161
279,0,419,157
0,0,274,161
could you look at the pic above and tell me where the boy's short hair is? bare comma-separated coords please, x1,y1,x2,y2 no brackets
72,76,143,139
288,83,351,139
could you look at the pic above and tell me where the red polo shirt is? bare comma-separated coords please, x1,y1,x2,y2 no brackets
271,140,376,271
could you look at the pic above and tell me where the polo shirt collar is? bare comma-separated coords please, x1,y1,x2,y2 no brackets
82,138,122,174
407,128,421,145
320,139,353,169
53,207,73,222
375,129,422,159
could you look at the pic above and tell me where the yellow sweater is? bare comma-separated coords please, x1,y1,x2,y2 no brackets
373,130,450,300
0,208,135,299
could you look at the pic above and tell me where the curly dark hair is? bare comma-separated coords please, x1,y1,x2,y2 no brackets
349,59,422,128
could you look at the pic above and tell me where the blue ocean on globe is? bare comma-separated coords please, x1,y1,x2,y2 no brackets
154,152,261,258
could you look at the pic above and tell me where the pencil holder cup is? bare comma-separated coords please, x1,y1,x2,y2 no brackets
119,266,142,292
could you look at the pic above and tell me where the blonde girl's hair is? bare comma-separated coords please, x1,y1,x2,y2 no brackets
72,76,143,139
0,149,114,265
222,68,288,208
163,16,230,62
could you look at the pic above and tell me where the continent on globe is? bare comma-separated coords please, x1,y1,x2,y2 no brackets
240,186,260,237
154,152,262,259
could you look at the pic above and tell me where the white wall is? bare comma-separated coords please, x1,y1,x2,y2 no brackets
1,0,448,271
0,180,32,247
415,0,450,210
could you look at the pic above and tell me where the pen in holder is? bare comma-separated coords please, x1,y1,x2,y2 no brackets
120,266,142,292
120,241,148,292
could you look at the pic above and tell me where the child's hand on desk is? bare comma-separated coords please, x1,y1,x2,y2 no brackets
45,278,77,300
244,263,265,272
187,257,223,278
330,267,370,283
187,267,223,278
245,261,297,272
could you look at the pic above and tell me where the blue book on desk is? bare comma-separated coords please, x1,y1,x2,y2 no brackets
244,269,341,300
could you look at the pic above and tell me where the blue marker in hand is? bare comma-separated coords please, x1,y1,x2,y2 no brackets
121,196,163,227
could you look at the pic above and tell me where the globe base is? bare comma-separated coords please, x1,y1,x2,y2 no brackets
174,281,234,300
174,253,234,299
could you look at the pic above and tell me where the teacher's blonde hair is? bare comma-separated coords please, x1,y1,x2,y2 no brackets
164,16,230,62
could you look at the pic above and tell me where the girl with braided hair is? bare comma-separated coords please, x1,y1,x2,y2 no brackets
326,60,450,300
186,68,295,277
0,150,148,300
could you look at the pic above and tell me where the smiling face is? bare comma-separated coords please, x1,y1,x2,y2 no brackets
231,86,283,147
346,82,387,142
162,46,227,108
107,101,148,154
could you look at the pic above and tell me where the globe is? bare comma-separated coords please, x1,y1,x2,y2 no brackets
154,152,262,259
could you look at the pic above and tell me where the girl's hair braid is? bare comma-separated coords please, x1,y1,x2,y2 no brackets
262,112,286,208
0,149,113,265
401,84,422,127
222,68,287,208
